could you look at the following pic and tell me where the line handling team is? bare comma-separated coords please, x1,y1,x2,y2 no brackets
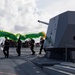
2,37,46,58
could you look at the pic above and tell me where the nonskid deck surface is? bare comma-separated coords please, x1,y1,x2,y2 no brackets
0,47,47,75
0,47,75,75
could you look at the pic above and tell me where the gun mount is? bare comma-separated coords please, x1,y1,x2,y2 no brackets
42,11,75,61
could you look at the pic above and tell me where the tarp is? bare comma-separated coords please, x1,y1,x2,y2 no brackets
0,31,17,41
0,30,46,41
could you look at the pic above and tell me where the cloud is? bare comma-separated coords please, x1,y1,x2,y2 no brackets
0,0,48,35
14,25,26,31
38,0,75,18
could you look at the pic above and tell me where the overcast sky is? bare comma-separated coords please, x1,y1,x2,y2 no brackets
0,0,75,35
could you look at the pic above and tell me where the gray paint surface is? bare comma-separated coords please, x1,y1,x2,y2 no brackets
44,11,75,48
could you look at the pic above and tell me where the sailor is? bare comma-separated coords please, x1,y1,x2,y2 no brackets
29,38,35,55
16,37,22,56
3,37,10,58
39,37,46,54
